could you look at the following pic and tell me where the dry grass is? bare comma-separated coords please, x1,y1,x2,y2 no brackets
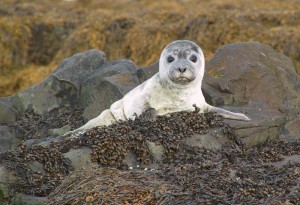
1,0,300,96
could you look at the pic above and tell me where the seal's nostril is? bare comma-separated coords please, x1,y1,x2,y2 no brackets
178,68,187,73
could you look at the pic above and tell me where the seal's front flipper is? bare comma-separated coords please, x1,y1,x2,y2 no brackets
63,129,86,140
140,108,157,121
208,106,250,121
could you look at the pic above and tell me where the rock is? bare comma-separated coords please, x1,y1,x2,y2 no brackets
63,147,94,170
23,139,44,148
10,193,47,205
79,60,139,121
48,125,71,137
273,154,300,168
15,50,106,115
52,49,107,90
0,165,9,201
0,101,18,123
206,41,300,116
146,140,164,162
124,151,139,168
221,106,286,146
137,61,159,83
28,161,46,175
0,165,17,201
204,42,300,145
280,116,300,142
0,126,20,153
184,128,230,150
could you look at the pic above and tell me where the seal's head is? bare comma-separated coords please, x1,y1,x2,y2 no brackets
159,40,205,88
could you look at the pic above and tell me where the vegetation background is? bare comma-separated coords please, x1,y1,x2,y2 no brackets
0,0,300,96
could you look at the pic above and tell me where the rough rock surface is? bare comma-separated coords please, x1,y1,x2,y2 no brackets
0,126,20,153
15,49,107,115
280,116,300,142
206,41,300,115
79,59,138,121
0,101,18,123
0,42,299,204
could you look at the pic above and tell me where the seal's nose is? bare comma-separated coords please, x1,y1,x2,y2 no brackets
178,68,187,73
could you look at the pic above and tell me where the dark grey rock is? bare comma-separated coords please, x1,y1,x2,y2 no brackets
48,125,71,137
184,127,230,149
206,41,300,117
79,60,139,121
202,81,234,106
0,165,9,200
223,106,286,146
137,61,159,83
16,77,71,114
280,115,300,142
52,49,107,89
146,140,164,162
0,95,25,115
0,101,18,123
10,193,47,205
16,50,107,115
124,151,139,168
273,154,300,168
0,126,20,153
63,147,94,170
23,139,44,148
0,164,17,201
28,161,46,175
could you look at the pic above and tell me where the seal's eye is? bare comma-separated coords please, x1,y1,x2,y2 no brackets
190,55,197,63
167,56,175,63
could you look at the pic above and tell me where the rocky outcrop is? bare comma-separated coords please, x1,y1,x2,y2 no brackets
280,116,300,142
205,42,300,144
0,42,299,204
16,49,107,115
79,59,138,121
205,41,300,115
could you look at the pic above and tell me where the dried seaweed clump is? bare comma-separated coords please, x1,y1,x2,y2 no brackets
83,109,227,167
0,108,229,197
47,167,179,205
46,141,300,205
9,106,84,140
0,144,72,196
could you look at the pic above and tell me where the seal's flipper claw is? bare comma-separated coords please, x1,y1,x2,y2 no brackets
140,108,157,121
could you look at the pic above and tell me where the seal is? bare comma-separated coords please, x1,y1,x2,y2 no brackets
69,40,250,134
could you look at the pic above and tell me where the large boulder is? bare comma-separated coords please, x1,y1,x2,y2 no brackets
0,126,20,153
205,41,300,115
79,59,138,121
204,41,300,144
0,101,18,123
280,116,300,142
3,50,107,115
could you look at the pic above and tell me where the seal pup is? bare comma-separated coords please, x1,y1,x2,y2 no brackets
68,40,250,135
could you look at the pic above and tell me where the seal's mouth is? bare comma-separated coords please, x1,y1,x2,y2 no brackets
171,76,195,85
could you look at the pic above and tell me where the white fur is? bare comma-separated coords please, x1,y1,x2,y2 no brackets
70,40,250,134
